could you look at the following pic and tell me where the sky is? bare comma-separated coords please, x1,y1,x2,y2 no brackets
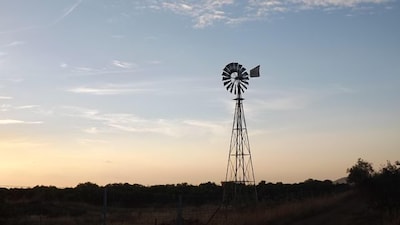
1,0,399,188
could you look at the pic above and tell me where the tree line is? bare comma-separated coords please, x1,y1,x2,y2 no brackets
347,158,400,212
0,179,346,208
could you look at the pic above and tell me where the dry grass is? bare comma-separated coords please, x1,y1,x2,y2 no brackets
3,191,398,225
4,204,219,225
382,210,400,225
208,192,352,225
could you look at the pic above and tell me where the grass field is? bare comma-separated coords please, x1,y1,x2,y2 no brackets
2,191,399,225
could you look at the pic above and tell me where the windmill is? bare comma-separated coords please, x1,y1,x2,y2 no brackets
221,62,260,204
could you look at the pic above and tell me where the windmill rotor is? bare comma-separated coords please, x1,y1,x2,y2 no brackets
222,62,249,96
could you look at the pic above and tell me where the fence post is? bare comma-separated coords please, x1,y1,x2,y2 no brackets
103,187,107,225
176,195,184,225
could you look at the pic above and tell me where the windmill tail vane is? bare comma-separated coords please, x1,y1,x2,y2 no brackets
250,65,260,77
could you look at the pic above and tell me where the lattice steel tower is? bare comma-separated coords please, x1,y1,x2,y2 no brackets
221,62,260,204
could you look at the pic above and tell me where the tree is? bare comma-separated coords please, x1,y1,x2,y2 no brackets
380,160,400,175
372,160,400,210
347,158,374,186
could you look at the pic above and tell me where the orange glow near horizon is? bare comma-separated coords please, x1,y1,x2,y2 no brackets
1,126,398,188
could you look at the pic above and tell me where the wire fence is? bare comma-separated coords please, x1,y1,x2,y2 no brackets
2,204,234,225
104,204,224,225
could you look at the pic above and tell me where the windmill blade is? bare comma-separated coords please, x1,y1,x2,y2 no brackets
222,76,230,81
224,67,231,73
239,82,248,89
239,82,247,91
223,80,231,86
237,63,243,71
240,75,249,81
231,62,239,72
222,71,231,77
239,74,248,81
227,63,234,71
229,83,234,93
223,67,231,75
226,82,233,91
242,80,249,85
239,85,245,94
239,66,246,75
234,86,237,95
228,63,234,71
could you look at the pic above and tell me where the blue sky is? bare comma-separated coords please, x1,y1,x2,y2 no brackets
1,0,399,187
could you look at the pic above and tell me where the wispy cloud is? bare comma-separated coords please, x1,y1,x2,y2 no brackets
52,0,83,25
290,0,390,8
67,63,138,76
83,127,101,134
15,105,40,109
112,60,135,69
158,0,233,28
183,119,227,135
61,106,180,136
1,103,41,112
3,41,26,48
0,104,12,112
61,106,228,138
0,119,42,125
147,0,392,28
0,0,82,34
71,66,98,73
0,96,13,100
253,0,392,15
68,85,153,95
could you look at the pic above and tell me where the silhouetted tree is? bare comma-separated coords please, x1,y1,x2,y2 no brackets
348,158,400,212
347,158,374,186
75,182,102,204
369,160,400,211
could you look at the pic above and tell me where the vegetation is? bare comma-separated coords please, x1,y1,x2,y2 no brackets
0,180,345,209
347,158,400,214
346,158,374,186
0,158,399,224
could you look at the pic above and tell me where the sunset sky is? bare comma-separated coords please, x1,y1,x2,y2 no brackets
1,0,399,187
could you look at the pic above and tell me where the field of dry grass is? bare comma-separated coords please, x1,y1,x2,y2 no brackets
210,192,353,225
210,191,400,225
2,191,399,225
